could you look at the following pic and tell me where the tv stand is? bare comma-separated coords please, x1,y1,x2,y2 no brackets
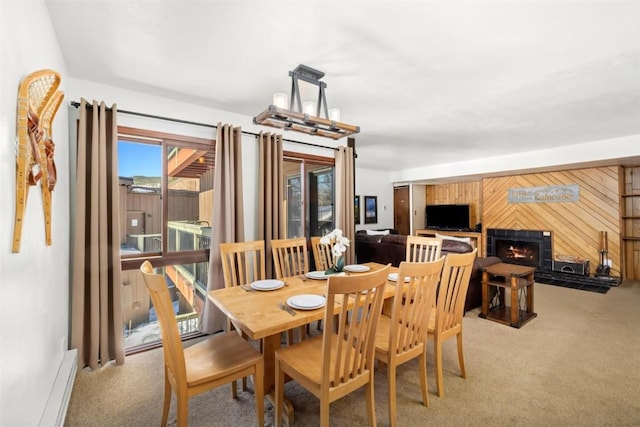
415,229,484,257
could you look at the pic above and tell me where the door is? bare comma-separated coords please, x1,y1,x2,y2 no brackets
394,186,410,236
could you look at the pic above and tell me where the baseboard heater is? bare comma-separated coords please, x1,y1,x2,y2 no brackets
40,349,77,427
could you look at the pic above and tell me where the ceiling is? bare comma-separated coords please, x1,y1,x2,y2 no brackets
45,1,640,172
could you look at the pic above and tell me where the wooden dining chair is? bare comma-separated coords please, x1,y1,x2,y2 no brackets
271,237,309,342
406,235,443,262
140,261,265,427
427,249,478,397
219,240,267,331
271,237,309,279
310,235,333,271
274,265,391,427
373,259,444,427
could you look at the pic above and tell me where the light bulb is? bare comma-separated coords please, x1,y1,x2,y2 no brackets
303,101,316,115
329,108,341,121
273,92,288,108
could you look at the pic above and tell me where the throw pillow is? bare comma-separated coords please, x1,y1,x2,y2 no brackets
435,232,471,244
366,229,390,236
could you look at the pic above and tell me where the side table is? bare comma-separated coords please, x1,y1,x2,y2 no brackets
480,263,537,328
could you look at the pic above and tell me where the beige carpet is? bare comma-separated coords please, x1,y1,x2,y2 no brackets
64,280,640,426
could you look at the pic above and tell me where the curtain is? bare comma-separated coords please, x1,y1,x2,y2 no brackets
70,99,124,369
335,146,356,264
258,132,284,278
201,123,244,334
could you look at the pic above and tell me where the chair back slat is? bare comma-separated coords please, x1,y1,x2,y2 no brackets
406,236,443,262
220,240,266,287
140,261,187,389
271,237,309,278
322,265,390,388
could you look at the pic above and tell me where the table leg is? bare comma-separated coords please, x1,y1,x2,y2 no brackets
527,272,534,313
481,271,489,317
510,276,518,325
262,333,295,425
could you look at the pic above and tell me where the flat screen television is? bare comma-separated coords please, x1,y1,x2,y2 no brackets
425,204,470,231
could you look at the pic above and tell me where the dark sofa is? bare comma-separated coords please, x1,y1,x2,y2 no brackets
355,229,501,313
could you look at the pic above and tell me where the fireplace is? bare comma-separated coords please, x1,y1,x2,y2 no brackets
486,229,553,271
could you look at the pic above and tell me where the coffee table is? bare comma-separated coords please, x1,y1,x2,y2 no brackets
480,262,537,328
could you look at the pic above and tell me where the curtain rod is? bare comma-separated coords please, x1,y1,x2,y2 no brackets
69,100,338,151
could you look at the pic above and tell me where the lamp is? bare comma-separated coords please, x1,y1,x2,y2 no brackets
253,64,359,140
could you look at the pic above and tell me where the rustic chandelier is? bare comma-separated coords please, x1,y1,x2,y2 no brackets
253,64,359,140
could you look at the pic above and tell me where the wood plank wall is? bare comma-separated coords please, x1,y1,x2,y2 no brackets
622,166,640,279
424,166,624,277
483,166,621,275
426,181,481,229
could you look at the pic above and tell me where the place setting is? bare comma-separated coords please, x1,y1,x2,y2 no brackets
244,279,286,292
279,294,326,316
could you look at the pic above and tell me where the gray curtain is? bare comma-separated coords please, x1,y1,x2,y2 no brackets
201,123,244,334
335,146,356,264
258,132,284,278
70,99,125,369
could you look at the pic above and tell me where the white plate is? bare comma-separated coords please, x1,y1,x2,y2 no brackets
305,271,331,280
250,279,284,291
387,273,410,283
344,264,371,273
287,294,326,310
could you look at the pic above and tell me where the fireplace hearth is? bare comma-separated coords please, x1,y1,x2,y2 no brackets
486,229,552,271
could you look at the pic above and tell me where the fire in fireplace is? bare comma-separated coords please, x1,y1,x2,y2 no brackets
486,229,553,271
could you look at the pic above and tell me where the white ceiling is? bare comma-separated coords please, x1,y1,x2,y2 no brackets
45,0,640,172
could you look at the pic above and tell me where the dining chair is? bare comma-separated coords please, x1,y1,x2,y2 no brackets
274,265,391,427
219,240,267,331
140,261,265,427
310,235,335,331
311,235,337,271
427,249,478,397
271,237,309,342
373,259,444,427
271,237,309,279
406,235,443,262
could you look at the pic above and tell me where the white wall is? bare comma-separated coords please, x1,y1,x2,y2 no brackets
355,168,394,231
0,1,70,425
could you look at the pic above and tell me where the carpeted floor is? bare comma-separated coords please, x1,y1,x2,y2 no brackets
64,280,640,426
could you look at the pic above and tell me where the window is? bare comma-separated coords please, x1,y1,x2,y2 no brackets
283,152,335,239
118,126,214,352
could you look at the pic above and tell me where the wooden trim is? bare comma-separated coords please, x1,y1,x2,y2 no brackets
283,150,334,165
118,125,214,146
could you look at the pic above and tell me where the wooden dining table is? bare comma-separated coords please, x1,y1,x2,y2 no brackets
207,261,397,421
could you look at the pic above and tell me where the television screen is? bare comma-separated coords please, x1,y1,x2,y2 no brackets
425,204,470,231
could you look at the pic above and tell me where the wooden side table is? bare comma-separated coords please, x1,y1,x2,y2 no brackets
480,263,537,328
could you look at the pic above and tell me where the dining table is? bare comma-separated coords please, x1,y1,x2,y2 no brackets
207,261,398,422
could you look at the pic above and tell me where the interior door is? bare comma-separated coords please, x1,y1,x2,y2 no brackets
394,186,410,235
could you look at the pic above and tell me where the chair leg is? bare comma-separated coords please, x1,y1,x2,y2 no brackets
176,392,188,427
434,337,444,397
161,370,171,426
457,332,467,379
364,373,377,427
388,363,397,427
231,379,238,398
419,351,429,407
275,358,284,427
320,399,330,427
254,361,265,427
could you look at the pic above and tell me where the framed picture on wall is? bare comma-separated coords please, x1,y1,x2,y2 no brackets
355,195,361,224
364,196,378,224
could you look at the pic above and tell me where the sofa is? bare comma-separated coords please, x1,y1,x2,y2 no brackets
355,229,502,313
